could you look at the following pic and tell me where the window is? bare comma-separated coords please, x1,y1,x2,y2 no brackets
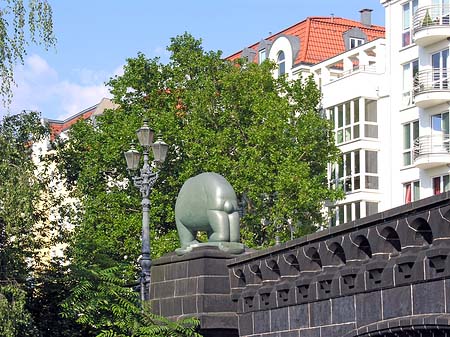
365,150,378,189
432,111,449,134
402,59,418,106
258,49,266,64
366,202,379,216
364,100,378,138
330,149,378,193
329,201,360,227
328,98,377,145
433,174,450,195
349,37,364,49
403,120,419,166
432,49,449,89
277,51,285,77
402,0,418,47
404,181,420,203
431,112,450,154
431,0,450,25
329,200,377,227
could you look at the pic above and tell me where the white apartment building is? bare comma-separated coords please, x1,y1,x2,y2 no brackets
381,0,450,207
316,0,450,226
231,2,450,227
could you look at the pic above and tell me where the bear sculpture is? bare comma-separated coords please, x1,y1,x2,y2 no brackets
174,172,244,255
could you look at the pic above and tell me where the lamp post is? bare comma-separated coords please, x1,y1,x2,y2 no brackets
124,120,168,301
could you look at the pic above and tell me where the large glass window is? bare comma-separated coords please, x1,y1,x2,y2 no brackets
328,98,377,145
330,149,378,193
402,0,418,47
403,120,419,166
277,51,285,77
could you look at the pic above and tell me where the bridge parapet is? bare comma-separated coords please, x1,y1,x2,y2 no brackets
228,192,450,337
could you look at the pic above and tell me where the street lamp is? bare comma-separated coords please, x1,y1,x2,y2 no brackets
124,120,169,301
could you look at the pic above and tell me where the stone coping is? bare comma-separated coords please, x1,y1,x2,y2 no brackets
227,191,450,267
153,246,255,266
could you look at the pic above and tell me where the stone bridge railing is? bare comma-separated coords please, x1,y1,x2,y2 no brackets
227,192,450,337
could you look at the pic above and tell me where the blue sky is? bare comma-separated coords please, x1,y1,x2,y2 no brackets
2,0,385,120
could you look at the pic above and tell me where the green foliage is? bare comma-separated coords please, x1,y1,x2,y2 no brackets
0,0,56,106
0,112,81,337
29,258,87,337
0,283,37,337
422,9,433,27
62,266,200,337
55,32,341,335
0,111,48,282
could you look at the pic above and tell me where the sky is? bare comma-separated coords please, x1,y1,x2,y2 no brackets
1,0,385,121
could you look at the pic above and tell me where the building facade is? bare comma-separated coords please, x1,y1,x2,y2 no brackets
230,2,450,227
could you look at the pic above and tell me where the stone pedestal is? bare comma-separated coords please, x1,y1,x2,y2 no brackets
150,246,239,337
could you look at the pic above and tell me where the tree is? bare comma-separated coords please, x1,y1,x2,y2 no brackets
0,111,83,337
57,32,341,259
0,283,37,337
0,0,56,106
0,111,48,283
55,32,341,334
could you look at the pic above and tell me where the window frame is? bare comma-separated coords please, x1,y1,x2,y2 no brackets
432,174,450,195
349,37,364,49
402,0,418,47
328,98,377,145
403,180,420,203
402,59,419,107
402,120,419,166
277,51,286,77
258,48,266,64
330,149,379,194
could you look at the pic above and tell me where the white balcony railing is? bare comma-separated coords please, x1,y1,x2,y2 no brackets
413,5,450,33
413,69,450,108
413,134,450,168
414,69,450,94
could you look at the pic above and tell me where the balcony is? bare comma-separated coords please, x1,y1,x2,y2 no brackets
413,69,450,108
413,5,450,47
413,134,450,169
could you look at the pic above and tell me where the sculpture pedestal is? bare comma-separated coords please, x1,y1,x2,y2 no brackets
149,246,239,337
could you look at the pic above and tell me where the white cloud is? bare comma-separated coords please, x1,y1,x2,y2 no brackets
26,54,57,78
8,54,115,120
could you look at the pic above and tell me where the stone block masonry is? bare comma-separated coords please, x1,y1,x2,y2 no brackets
150,246,242,337
228,192,450,337
150,192,450,337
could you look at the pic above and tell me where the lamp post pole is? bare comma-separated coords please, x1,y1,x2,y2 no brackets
124,121,168,301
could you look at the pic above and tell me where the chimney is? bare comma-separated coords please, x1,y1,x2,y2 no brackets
360,8,373,26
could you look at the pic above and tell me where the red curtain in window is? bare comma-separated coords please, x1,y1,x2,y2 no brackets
433,177,441,195
405,184,412,204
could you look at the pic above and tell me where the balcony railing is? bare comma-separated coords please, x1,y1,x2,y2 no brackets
414,69,450,95
413,134,450,161
413,5,450,33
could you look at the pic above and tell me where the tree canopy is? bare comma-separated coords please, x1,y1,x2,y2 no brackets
59,32,341,256
0,0,56,106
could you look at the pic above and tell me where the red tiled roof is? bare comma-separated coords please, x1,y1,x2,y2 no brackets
47,105,97,140
227,16,385,65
